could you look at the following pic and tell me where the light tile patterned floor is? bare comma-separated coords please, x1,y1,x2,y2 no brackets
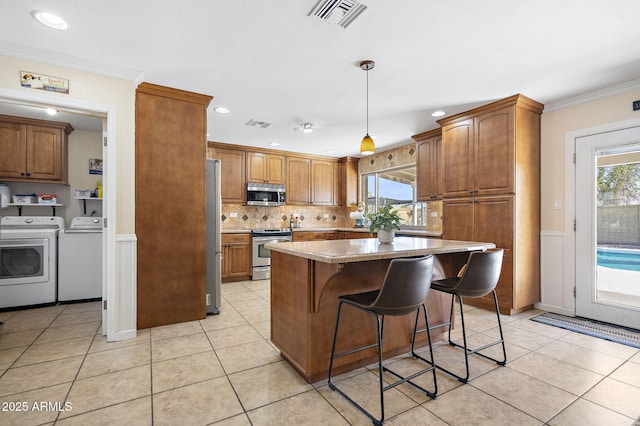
0,279,639,425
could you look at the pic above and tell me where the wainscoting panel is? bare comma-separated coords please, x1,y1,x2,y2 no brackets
111,234,137,341
537,231,575,316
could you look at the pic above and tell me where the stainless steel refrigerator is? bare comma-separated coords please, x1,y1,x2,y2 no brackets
206,158,222,314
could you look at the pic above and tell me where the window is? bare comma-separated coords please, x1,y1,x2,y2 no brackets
361,165,429,227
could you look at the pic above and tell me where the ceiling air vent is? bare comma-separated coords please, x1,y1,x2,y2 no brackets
309,0,367,29
245,119,271,129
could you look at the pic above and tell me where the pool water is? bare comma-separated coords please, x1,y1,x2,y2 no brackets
597,247,640,272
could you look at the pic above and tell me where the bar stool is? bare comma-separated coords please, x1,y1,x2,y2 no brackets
327,255,437,426
429,248,506,383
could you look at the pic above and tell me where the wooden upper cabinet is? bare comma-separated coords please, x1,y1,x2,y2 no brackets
311,159,335,205
338,157,359,206
246,151,285,184
412,128,442,201
0,115,72,183
286,157,311,205
286,157,339,206
210,144,246,203
438,95,541,198
474,107,515,195
441,118,474,198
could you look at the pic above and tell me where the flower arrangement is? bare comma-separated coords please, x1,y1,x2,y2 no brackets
366,204,403,234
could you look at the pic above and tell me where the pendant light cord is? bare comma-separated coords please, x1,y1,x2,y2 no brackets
366,68,369,134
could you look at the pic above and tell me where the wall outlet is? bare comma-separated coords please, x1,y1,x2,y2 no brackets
206,294,211,306
230,212,237,218
323,213,329,218
634,100,640,111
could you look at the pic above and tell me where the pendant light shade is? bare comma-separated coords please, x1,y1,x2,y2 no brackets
359,60,375,155
360,134,375,155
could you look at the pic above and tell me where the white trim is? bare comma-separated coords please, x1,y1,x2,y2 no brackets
545,78,640,112
0,41,144,85
0,86,127,341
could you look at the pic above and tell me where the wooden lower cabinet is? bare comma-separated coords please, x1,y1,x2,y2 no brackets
337,231,375,239
222,233,252,282
443,195,537,314
292,231,337,242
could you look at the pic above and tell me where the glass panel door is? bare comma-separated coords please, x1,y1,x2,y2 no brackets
575,127,640,328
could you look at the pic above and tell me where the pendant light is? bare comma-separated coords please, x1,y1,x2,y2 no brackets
359,60,375,155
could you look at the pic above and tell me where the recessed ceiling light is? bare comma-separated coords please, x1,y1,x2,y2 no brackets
431,110,446,117
214,106,229,114
45,108,58,115
31,10,68,30
269,142,280,147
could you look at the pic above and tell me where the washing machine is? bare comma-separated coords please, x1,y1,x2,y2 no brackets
58,217,102,302
0,216,65,309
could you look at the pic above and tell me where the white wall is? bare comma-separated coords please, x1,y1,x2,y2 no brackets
538,84,640,314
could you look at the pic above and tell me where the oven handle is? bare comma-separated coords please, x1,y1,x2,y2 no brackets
253,236,292,243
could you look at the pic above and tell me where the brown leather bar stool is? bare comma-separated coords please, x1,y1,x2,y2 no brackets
429,248,507,383
327,255,437,426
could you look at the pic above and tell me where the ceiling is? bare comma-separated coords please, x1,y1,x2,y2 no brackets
1,0,639,157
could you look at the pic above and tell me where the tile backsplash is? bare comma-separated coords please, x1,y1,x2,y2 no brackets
221,204,354,230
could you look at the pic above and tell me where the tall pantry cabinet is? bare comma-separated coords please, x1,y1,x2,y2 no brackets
135,83,212,329
438,94,543,315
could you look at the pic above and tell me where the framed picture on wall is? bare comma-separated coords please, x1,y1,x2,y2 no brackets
89,158,103,175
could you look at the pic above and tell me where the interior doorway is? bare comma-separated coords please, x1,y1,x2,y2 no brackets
0,88,117,340
575,125,640,328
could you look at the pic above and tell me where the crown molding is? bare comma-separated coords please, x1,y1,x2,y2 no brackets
544,78,640,112
0,41,144,85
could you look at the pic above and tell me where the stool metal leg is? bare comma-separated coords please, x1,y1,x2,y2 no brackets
434,290,508,383
328,303,438,425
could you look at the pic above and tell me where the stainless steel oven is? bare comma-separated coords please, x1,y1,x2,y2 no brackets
251,229,292,280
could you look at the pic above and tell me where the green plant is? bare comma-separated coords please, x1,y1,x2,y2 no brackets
366,204,403,234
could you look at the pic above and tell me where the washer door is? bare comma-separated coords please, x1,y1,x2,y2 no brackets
0,239,49,285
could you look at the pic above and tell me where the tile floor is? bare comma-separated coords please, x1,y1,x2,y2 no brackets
0,279,639,425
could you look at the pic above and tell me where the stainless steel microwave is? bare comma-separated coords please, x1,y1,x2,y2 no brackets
246,183,286,206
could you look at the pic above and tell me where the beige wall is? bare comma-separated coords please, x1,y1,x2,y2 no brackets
0,55,136,233
541,88,640,231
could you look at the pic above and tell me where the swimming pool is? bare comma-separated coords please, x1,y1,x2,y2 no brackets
597,247,640,272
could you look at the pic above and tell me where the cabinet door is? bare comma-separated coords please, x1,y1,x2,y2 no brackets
26,125,62,181
311,160,335,205
442,198,474,241
474,195,514,308
286,157,311,205
226,242,252,277
266,154,285,184
0,122,26,178
247,152,267,183
338,157,359,207
474,107,514,195
416,136,442,200
213,147,246,203
442,119,474,198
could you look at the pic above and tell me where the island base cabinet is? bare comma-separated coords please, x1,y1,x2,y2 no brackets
270,251,466,383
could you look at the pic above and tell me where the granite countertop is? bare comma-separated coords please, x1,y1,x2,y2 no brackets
291,227,442,238
265,237,494,264
221,227,442,237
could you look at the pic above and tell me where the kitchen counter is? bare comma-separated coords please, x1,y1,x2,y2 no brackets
266,237,491,264
291,226,442,238
267,237,495,383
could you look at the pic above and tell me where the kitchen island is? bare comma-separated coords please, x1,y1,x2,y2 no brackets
266,237,495,383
